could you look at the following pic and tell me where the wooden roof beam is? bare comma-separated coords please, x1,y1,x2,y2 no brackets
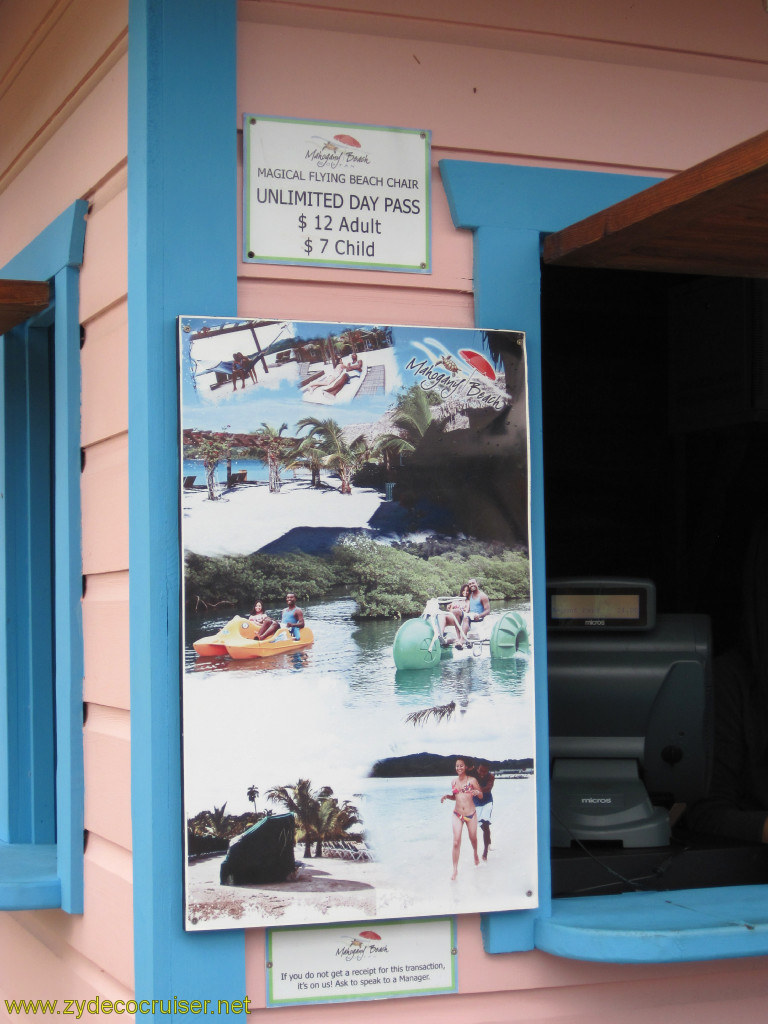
542,130,768,278
0,280,51,334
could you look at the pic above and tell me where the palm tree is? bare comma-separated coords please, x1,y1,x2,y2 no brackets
265,779,332,857
314,796,362,858
184,430,233,500
296,416,368,495
372,385,434,468
246,422,290,493
246,785,259,815
208,802,229,838
287,433,325,488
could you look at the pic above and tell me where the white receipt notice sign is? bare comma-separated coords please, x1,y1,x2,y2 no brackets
266,917,456,1007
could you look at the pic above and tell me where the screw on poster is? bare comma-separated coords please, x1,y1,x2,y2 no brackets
179,317,537,930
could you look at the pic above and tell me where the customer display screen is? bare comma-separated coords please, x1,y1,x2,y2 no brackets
547,580,654,630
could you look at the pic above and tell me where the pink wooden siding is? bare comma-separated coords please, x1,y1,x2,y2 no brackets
237,0,768,1019
0,0,131,1013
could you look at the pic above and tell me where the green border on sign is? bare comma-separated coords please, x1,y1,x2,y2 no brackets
243,114,432,274
265,916,457,1007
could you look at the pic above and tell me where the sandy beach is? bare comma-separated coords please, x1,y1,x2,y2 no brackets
186,848,378,929
182,477,385,556
184,775,539,931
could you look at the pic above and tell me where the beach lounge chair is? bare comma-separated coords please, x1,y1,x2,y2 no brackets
183,476,197,489
299,368,327,389
350,843,372,862
354,363,385,398
302,362,365,404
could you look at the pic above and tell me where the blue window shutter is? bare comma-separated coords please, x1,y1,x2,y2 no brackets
0,199,87,913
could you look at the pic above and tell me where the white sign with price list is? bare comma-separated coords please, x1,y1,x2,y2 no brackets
243,115,431,273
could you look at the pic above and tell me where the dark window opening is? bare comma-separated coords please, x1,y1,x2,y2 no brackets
541,263,768,895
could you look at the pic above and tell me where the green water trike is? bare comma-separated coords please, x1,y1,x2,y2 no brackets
392,600,530,671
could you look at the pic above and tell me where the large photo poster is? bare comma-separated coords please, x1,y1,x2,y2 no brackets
179,317,537,930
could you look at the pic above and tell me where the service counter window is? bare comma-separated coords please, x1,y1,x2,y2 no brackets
439,158,768,964
0,202,86,913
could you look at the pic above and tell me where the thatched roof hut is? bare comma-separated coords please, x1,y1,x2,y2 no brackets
430,377,512,431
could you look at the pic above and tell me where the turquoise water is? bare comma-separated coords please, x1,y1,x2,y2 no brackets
183,457,268,484
359,775,537,904
183,596,533,800
182,594,538,922
184,596,528,712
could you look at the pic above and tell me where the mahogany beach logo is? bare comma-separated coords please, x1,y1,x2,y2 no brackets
305,132,372,170
335,929,389,961
404,342,509,408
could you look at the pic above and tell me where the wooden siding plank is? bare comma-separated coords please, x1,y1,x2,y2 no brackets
0,911,134,1009
239,0,768,72
80,189,128,324
76,836,134,990
81,302,129,448
238,278,474,328
0,0,127,189
0,0,63,83
0,57,127,267
81,434,129,576
83,572,130,711
83,706,131,852
238,22,768,179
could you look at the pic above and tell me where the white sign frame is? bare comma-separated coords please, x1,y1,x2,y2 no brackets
243,115,431,273
266,917,457,1007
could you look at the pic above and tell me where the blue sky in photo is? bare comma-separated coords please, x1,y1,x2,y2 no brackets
179,317,494,435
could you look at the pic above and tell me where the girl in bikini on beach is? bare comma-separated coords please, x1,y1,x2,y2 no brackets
441,758,483,880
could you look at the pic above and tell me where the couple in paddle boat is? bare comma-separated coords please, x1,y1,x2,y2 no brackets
249,592,305,642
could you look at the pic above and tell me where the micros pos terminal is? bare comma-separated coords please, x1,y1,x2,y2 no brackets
546,578,711,848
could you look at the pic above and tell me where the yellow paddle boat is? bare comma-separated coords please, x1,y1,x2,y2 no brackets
193,615,314,660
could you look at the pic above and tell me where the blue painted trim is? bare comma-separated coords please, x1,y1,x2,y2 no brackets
439,161,660,232
1,202,87,280
53,264,86,914
439,160,661,955
536,887,768,963
0,200,86,913
0,843,59,909
0,842,60,910
128,0,243,1009
23,322,56,845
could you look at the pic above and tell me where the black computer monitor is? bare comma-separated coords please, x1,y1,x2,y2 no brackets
547,579,712,848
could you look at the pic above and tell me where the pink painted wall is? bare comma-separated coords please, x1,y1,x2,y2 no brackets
236,0,768,1019
0,0,132,1013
